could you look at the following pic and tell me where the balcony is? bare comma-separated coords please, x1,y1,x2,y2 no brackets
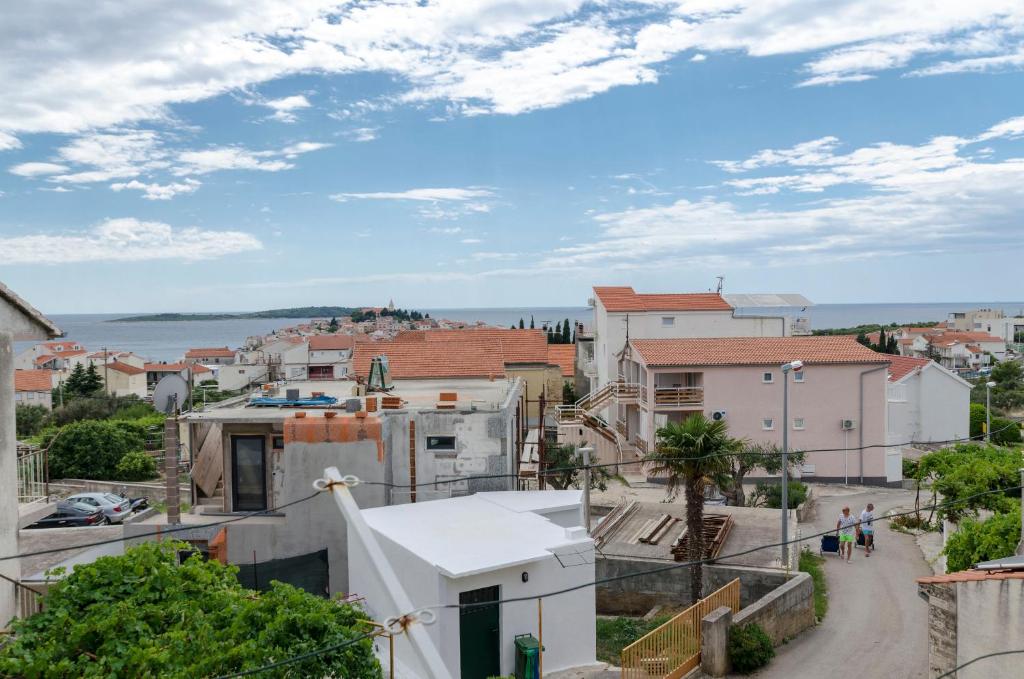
641,386,704,408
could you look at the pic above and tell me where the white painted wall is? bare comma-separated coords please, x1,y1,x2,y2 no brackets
217,363,267,391
956,578,1024,679
888,364,970,444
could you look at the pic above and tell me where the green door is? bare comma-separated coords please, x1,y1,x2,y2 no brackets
459,585,500,679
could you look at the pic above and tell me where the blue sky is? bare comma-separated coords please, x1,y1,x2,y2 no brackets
2,1,1024,313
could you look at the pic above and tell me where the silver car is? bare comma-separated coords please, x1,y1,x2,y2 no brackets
65,492,132,524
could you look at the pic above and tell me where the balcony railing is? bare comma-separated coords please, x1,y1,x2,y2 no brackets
642,386,704,407
17,445,48,505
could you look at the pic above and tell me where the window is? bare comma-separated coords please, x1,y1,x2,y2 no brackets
426,435,457,451
272,435,285,450
762,418,774,430
661,316,675,327
762,372,774,383
793,417,805,430
231,435,267,511
793,371,804,382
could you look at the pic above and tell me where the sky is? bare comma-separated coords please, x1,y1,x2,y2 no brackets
2,1,1024,313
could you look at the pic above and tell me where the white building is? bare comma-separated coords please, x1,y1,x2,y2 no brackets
348,491,595,678
589,286,795,397
14,370,54,410
307,334,354,379
886,356,972,444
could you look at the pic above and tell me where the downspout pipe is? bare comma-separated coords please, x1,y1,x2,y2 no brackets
859,364,888,484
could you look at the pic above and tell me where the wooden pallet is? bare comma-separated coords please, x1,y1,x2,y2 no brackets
670,514,734,562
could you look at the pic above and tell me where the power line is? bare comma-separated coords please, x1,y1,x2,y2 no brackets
212,629,381,679
935,649,1024,679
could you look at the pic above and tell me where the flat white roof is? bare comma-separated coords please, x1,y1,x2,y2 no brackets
475,490,582,515
361,492,588,578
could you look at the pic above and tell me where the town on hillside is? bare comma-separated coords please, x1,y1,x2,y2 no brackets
3,281,1024,678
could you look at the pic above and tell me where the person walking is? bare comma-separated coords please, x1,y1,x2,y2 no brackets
860,503,875,557
836,506,858,563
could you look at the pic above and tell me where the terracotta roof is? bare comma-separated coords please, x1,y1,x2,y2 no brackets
547,344,576,377
106,361,146,375
393,328,550,363
917,570,1024,585
309,334,355,351
593,286,733,312
353,338,507,379
41,341,83,353
630,336,890,367
145,362,186,372
887,355,931,382
191,364,212,374
185,347,235,358
14,369,52,392
897,338,914,345
966,344,982,353
34,354,57,366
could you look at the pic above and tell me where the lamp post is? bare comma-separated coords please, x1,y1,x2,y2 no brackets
780,360,803,567
985,381,996,443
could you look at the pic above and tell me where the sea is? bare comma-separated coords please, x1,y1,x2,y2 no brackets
20,302,1024,363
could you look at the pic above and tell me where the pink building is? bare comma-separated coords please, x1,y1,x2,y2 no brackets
562,336,898,486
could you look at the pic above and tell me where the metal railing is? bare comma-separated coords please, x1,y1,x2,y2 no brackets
621,578,740,679
16,446,48,505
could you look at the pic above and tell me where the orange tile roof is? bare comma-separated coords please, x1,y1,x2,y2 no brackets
34,354,57,366
547,344,576,377
15,369,53,392
191,364,212,373
353,338,507,379
309,334,355,351
145,362,186,372
40,341,83,353
887,355,931,382
106,361,146,375
630,336,890,367
593,286,733,312
185,347,235,358
918,570,1024,585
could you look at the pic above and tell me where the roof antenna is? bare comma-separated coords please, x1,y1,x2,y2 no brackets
715,276,724,294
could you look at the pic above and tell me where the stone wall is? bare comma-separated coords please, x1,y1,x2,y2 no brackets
49,479,189,504
919,582,957,678
731,571,815,646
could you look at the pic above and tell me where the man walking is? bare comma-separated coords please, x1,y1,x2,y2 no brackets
860,503,875,557
836,506,858,563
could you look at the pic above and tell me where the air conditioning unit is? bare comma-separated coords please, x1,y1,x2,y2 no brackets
841,419,856,430
711,410,727,421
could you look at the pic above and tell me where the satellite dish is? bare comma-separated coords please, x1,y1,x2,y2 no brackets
153,374,189,415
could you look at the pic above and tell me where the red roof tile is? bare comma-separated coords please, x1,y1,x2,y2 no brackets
15,369,52,392
145,362,186,372
191,364,212,373
309,334,355,351
918,571,1024,584
594,286,733,312
34,354,57,366
185,347,235,358
547,344,576,377
887,355,931,382
106,361,146,375
630,336,889,367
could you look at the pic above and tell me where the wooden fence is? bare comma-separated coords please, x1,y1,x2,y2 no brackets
621,578,741,679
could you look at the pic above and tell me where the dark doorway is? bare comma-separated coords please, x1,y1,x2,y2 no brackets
231,435,267,511
459,585,500,679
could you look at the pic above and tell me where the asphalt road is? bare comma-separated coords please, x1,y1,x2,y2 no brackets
749,486,931,679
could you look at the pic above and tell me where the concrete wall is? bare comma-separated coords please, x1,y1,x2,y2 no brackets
955,578,1024,679
49,479,190,505
920,582,958,679
731,571,815,645
1,333,19,625
918,367,970,443
217,363,267,391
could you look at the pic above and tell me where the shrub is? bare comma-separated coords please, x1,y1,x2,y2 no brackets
48,397,116,426
749,480,808,509
902,457,920,480
990,416,1022,445
46,420,147,480
728,623,774,674
798,551,828,620
115,450,159,481
944,507,1021,572
0,541,382,678
890,513,933,531
15,404,50,438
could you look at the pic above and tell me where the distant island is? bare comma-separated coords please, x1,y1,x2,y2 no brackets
109,306,360,322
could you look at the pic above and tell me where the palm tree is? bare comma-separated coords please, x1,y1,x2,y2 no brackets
646,415,740,602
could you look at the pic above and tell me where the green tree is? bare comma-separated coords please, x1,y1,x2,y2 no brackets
82,363,104,394
15,404,50,438
519,318,525,329
543,444,611,490
63,363,88,396
44,420,147,480
992,360,1023,388
723,442,805,508
114,450,159,481
917,444,1021,523
328,316,339,332
887,334,898,354
561,318,571,344
646,415,739,601
877,328,887,353
944,507,1021,572
855,331,870,347
562,381,576,405
0,541,381,678
554,321,562,344
530,315,535,329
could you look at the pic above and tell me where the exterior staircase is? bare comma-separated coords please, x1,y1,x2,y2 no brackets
557,380,643,465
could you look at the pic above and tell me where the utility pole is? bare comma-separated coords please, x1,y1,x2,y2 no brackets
985,381,996,443
1018,468,1024,556
103,346,108,396
780,360,803,568
538,389,547,490
581,446,593,533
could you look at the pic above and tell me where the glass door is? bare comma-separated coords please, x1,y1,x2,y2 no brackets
231,435,267,511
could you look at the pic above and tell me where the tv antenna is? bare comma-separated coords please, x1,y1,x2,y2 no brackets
715,276,724,294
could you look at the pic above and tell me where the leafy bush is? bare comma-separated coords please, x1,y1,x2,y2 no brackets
749,480,808,509
917,444,1020,521
798,551,828,621
969,403,1023,444
115,450,159,481
728,623,775,674
45,420,147,480
0,541,382,678
890,513,933,531
902,457,920,480
944,507,1021,572
595,615,670,665
15,404,50,438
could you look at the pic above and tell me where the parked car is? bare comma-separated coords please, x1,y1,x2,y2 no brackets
26,502,108,529
64,492,133,524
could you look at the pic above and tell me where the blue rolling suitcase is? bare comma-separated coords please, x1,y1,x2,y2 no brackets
820,534,840,557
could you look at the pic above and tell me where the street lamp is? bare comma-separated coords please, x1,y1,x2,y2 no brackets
986,381,997,443
780,360,803,567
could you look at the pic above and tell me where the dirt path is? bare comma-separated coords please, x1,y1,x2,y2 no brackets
749,485,930,679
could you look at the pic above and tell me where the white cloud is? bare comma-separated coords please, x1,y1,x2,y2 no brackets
110,178,201,200
460,237,483,244
427,226,463,235
9,162,68,177
690,53,707,62
342,127,379,142
0,131,20,151
330,187,495,202
0,218,263,264
263,94,312,123
280,141,331,157
4,1,1022,140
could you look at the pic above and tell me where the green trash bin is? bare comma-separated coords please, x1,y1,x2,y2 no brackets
514,634,540,679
